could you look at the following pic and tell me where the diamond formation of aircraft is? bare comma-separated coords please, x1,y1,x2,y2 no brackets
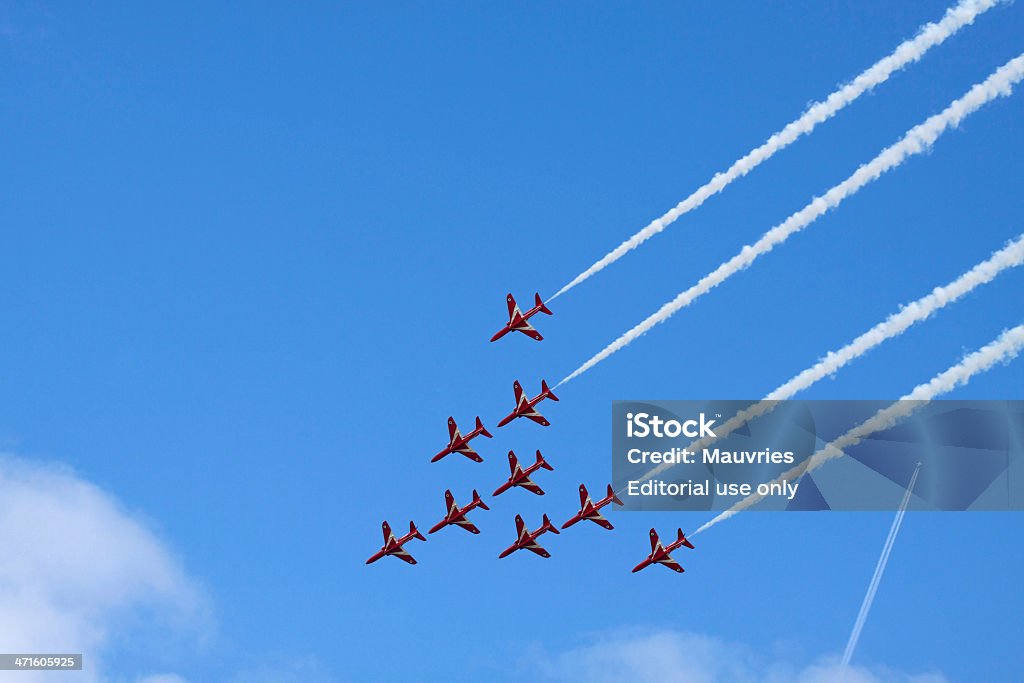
490,293,552,342
498,513,561,559
429,489,490,535
562,483,624,530
492,450,554,497
431,416,493,463
631,528,695,574
368,288,701,572
496,379,559,428
365,520,427,565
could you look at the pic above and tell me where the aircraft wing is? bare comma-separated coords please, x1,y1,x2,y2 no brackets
454,518,480,534
513,319,543,341
524,412,550,427
517,477,545,496
657,556,684,573
649,529,660,553
447,418,459,441
514,515,527,541
524,542,550,558
513,381,525,404
587,511,614,530
506,295,520,321
444,490,457,515
455,444,483,462
392,547,418,565
382,521,396,546
579,486,592,509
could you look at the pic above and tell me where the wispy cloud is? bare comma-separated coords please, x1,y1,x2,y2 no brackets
536,628,948,683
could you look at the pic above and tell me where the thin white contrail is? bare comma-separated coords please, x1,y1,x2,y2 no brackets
631,233,1024,486
695,323,1024,534
840,463,921,674
549,0,1004,301
558,54,1024,387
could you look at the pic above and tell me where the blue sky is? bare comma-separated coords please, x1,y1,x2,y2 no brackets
1,1,1022,681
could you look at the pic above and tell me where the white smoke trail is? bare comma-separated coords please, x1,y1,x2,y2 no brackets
631,233,1024,486
550,0,1004,300
695,323,1024,534
840,463,921,674
558,54,1024,387
762,235,1024,401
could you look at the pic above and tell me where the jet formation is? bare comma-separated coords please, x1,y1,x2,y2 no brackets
367,293,697,573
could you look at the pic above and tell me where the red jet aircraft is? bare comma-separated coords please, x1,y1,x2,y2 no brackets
428,489,490,535
492,450,554,497
491,293,552,342
498,513,560,559
631,528,695,574
365,520,426,566
562,483,624,530
496,380,559,428
431,416,493,463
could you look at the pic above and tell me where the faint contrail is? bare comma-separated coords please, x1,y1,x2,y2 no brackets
631,233,1024,485
549,0,1004,301
840,463,921,675
695,323,1024,534
557,54,1024,387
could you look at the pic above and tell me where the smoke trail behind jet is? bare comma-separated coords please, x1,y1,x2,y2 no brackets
550,0,1004,300
558,54,1024,387
695,323,1024,534
631,233,1024,486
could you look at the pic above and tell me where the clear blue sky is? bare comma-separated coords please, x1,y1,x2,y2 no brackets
1,2,1022,681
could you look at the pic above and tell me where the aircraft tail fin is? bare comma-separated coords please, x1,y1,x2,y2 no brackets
542,513,560,535
540,380,559,402
677,528,694,549
472,489,489,511
410,521,426,542
536,450,554,471
476,416,493,438
608,484,623,506
535,293,552,315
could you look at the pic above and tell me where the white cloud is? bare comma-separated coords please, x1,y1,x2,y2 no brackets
536,628,947,683
226,657,339,683
0,454,209,682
